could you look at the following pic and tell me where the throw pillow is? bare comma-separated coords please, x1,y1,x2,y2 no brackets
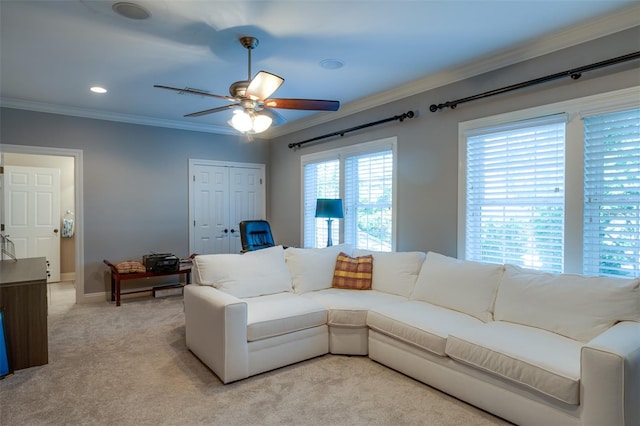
193,245,293,298
353,249,426,297
332,252,373,290
410,251,504,322
115,261,146,274
284,244,353,293
494,264,640,342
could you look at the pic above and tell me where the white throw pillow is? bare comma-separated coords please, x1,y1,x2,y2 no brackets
285,244,352,293
410,252,504,322
494,264,640,342
193,245,293,298
353,249,426,298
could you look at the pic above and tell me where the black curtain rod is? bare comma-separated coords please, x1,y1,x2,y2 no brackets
430,51,640,112
288,111,415,149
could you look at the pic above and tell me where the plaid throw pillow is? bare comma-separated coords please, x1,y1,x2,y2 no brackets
331,252,373,290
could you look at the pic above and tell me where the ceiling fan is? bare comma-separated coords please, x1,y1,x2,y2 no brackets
154,36,340,134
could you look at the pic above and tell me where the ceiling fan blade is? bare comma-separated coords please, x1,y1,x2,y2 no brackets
246,71,284,101
260,107,287,126
263,98,340,111
154,85,237,102
185,104,238,118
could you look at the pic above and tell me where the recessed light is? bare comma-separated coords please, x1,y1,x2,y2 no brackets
90,86,107,94
112,2,151,20
320,59,344,70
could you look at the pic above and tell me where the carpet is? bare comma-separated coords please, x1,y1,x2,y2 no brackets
0,292,511,425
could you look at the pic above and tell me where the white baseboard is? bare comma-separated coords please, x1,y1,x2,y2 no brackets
78,291,108,304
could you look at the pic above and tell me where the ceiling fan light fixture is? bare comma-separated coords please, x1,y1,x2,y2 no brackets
229,110,272,134
252,114,273,133
230,110,253,132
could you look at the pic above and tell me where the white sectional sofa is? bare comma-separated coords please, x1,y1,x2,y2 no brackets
184,244,640,426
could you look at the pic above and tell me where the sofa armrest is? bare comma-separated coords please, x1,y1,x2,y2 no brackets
184,284,249,384
581,321,640,426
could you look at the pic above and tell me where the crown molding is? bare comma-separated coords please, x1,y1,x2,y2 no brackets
0,97,237,135
266,4,640,139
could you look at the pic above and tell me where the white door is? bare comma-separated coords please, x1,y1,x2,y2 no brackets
190,160,265,255
3,165,61,281
229,167,264,253
192,164,230,255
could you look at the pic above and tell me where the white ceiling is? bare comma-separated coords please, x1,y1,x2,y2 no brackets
1,1,638,137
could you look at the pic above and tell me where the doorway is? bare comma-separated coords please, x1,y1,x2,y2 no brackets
0,144,84,304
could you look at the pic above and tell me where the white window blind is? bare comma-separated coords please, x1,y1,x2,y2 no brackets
303,159,340,248
583,107,640,277
465,115,566,272
344,150,393,251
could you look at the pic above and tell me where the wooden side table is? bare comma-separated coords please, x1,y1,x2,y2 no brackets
103,260,191,306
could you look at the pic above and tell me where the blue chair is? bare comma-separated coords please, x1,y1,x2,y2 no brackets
239,220,276,252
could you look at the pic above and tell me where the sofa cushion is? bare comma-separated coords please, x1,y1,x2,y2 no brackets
285,244,352,293
410,252,504,322
302,288,406,327
245,292,327,342
445,321,582,405
332,252,373,290
193,245,293,298
353,249,426,298
494,264,640,342
367,300,484,356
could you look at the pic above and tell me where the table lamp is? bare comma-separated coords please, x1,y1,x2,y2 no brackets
315,198,344,247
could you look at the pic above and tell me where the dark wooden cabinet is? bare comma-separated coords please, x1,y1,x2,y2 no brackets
0,257,48,370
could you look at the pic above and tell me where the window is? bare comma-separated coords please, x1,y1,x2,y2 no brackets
303,158,340,248
583,108,640,277
464,115,566,273
459,87,639,276
302,138,396,250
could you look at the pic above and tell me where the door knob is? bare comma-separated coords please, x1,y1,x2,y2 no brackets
230,229,236,234
54,229,59,234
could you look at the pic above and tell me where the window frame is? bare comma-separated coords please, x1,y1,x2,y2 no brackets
458,86,639,274
300,137,398,250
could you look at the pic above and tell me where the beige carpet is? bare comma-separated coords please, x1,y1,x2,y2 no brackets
0,287,511,425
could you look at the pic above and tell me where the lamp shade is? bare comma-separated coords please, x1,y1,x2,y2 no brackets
315,198,344,219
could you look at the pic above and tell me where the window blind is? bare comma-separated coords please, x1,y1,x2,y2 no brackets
303,159,340,248
583,108,640,277
344,150,393,251
465,115,566,272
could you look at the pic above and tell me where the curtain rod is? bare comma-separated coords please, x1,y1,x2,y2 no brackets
429,51,640,112
288,111,415,149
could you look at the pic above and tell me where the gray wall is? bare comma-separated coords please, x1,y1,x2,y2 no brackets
1,26,638,296
0,111,269,294
267,26,640,255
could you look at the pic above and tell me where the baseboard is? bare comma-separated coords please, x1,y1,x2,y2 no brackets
78,291,108,304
